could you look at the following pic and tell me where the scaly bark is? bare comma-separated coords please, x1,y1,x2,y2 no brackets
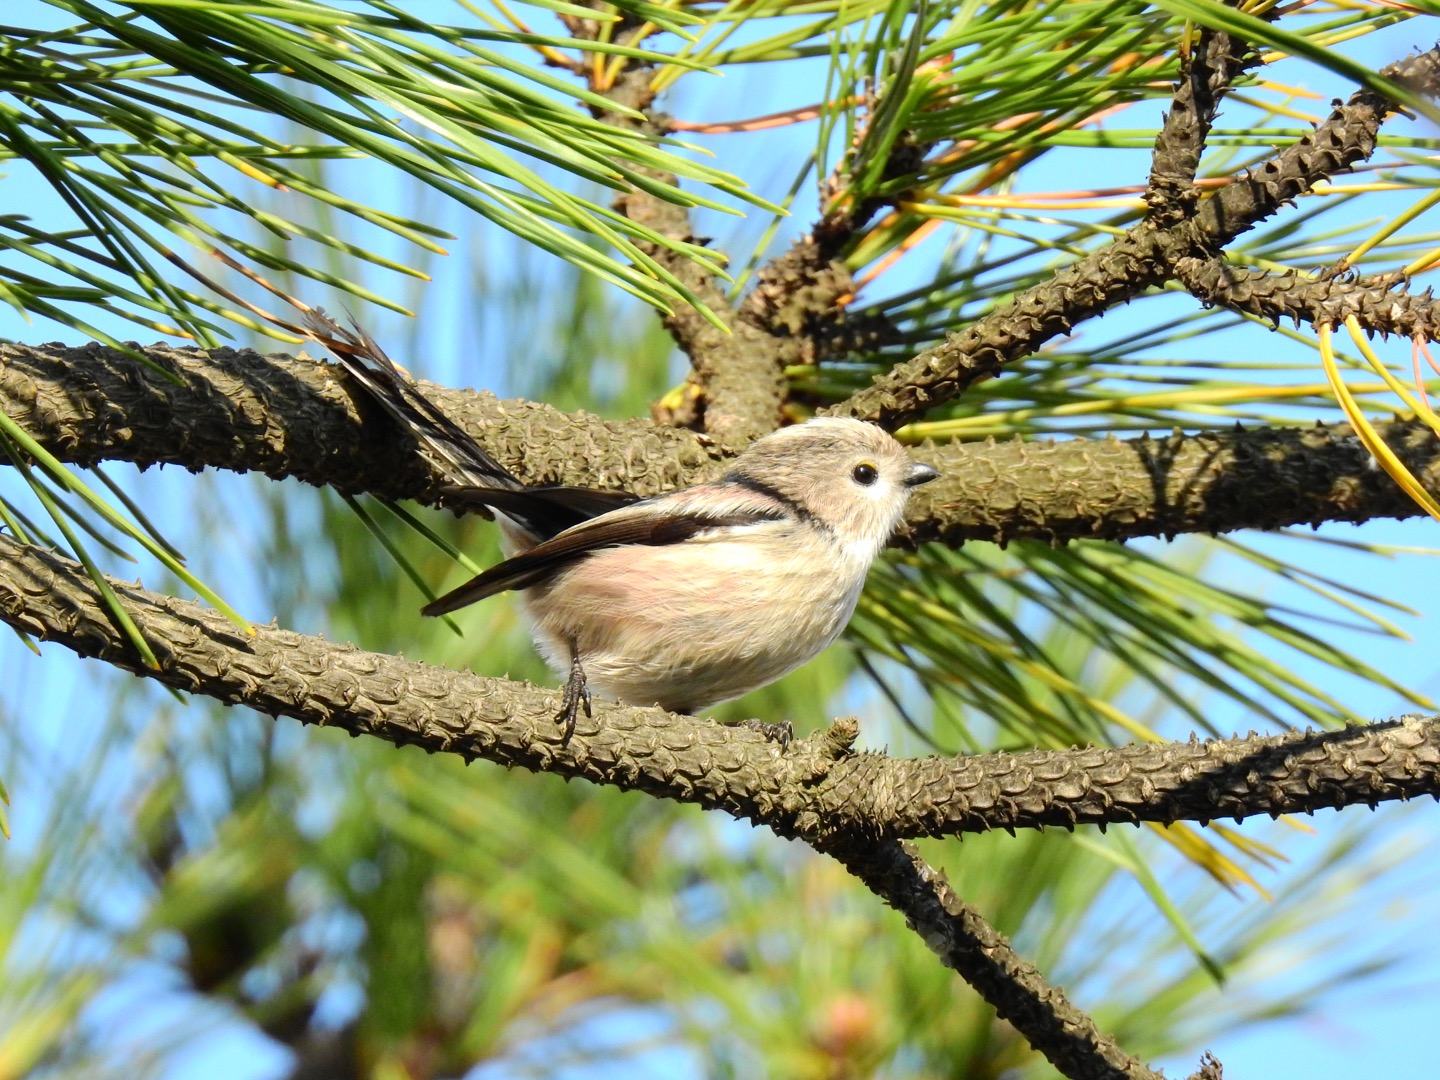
3,531,1438,845
820,838,1165,1080
832,46,1440,427
4,341,1432,545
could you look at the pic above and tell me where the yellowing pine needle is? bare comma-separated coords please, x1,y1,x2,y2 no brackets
1324,0,1425,11
462,0,580,71
909,175,1390,216
1262,19,1388,63
1346,316,1440,426
1257,78,1324,101
1152,821,1269,896
907,194,1148,211
911,382,1396,438
670,99,857,133
1416,339,1440,407
1403,247,1440,276
1341,187,1440,270
1312,180,1415,195
601,21,656,89
850,216,943,294
216,151,289,189
1209,821,1292,867
1228,92,1322,124
1319,321,1440,522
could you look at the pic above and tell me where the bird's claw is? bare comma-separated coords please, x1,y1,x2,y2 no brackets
556,650,591,746
738,718,793,749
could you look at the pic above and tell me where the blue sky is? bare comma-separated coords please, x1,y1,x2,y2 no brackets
3,2,1440,1077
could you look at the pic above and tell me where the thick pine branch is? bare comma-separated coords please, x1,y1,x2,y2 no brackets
3,531,1437,843
1175,258,1440,335
830,46,1440,427
0,340,723,498
1146,21,1257,225
581,35,789,445
2,341,1431,544
575,22,905,439
901,419,1440,545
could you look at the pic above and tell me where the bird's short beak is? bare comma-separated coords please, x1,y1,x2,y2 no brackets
904,462,939,487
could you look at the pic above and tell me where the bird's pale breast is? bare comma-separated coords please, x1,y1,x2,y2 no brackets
519,524,870,713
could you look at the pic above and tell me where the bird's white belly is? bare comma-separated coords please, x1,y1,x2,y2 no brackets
519,533,869,714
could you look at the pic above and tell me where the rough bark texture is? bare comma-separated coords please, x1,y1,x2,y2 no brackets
1189,50,1440,246
6,341,1431,545
822,838,1165,1080
1175,259,1440,337
810,719,1440,839
897,419,1439,546
591,55,789,446
830,46,1440,428
1146,27,1256,225
825,230,1176,427
3,532,1437,842
0,340,724,499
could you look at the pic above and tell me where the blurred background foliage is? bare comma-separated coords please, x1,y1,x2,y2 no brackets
3,0,1440,1076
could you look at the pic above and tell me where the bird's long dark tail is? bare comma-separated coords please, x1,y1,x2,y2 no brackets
307,309,638,541
305,309,525,493
158,246,634,538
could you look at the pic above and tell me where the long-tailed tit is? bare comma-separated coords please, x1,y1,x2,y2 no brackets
312,314,938,742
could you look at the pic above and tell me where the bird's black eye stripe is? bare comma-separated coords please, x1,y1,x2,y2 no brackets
726,471,833,534
852,462,879,486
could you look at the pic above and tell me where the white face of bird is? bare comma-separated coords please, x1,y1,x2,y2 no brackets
726,417,938,561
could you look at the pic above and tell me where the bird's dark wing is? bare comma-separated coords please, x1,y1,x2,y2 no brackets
437,484,639,539
420,495,784,617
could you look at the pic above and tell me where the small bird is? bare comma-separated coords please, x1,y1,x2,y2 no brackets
312,313,938,742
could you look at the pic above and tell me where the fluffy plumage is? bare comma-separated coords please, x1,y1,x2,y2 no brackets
316,312,938,732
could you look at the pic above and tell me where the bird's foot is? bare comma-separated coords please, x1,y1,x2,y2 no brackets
737,718,793,749
556,651,592,746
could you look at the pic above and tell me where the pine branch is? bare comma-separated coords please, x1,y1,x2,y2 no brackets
578,31,788,445
0,500,1189,1080
0,340,722,501
819,838,1165,1080
1175,258,1440,337
1191,47,1440,246
831,45,1440,427
2,341,1430,544
3,530,1436,843
805,719,1440,840
898,419,1440,545
574,22,904,439
1146,19,1258,224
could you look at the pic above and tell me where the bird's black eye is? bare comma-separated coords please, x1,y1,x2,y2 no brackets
852,462,879,486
